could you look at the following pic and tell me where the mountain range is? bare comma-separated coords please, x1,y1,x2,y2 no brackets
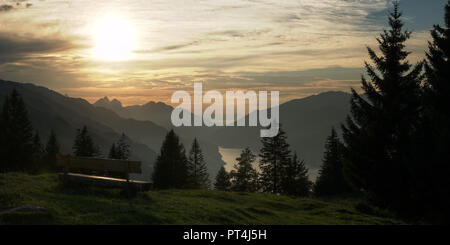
93,89,352,177
1,79,352,180
0,80,224,181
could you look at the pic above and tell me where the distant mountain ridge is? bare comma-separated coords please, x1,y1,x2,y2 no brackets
94,97,173,128
94,90,352,177
0,80,226,181
211,91,352,176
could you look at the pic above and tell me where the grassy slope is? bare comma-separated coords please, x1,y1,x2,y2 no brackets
0,173,401,225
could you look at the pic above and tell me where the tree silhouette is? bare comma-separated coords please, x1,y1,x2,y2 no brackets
214,166,231,191
44,130,60,171
341,2,423,215
109,133,131,160
152,130,188,189
186,138,210,189
0,89,35,172
231,147,258,192
108,143,117,159
314,128,352,197
31,131,44,171
259,126,291,194
420,0,450,223
282,152,312,197
72,126,99,157
116,133,131,160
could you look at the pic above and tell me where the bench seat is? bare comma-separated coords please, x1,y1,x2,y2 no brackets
58,172,152,190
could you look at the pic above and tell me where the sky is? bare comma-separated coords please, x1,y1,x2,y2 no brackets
0,0,447,106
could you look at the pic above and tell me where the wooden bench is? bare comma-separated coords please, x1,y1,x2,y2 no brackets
56,155,152,191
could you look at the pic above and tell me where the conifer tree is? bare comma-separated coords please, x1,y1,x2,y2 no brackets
425,1,450,113
420,0,450,223
186,138,210,189
214,166,231,191
0,89,34,172
116,133,131,160
44,130,60,171
231,147,258,192
31,131,44,171
314,128,352,197
72,126,99,157
108,133,131,160
341,2,423,213
282,152,312,197
152,130,188,189
259,126,291,194
108,143,118,159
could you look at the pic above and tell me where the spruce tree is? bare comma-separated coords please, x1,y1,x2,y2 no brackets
282,152,312,197
259,126,291,194
152,130,188,189
214,166,231,191
44,130,60,171
0,89,34,172
186,138,210,189
425,1,450,114
314,128,352,197
108,143,118,159
421,1,450,223
116,133,131,160
231,147,258,192
31,131,44,171
341,2,423,214
108,133,131,160
72,126,99,157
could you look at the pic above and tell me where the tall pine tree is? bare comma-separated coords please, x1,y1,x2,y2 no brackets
314,128,352,197
115,133,131,160
152,130,188,189
72,126,99,157
108,133,131,160
31,131,44,172
282,152,312,197
231,147,258,192
259,126,291,194
44,130,60,171
186,138,210,189
421,1,450,223
341,2,423,215
108,143,118,159
214,166,231,191
0,89,35,172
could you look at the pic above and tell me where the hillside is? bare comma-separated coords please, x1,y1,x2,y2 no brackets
0,80,225,181
0,173,401,225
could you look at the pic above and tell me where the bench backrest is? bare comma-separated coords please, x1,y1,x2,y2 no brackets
56,155,142,174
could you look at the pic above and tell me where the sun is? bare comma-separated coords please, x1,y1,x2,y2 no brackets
92,15,135,61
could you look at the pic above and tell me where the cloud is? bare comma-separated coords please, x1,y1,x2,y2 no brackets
0,32,80,63
0,4,13,12
0,0,440,106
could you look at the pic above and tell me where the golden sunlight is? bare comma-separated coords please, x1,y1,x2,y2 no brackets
92,15,135,61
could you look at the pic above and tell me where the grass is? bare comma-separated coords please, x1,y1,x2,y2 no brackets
0,172,402,225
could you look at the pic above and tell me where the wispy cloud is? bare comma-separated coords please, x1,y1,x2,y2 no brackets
0,0,446,105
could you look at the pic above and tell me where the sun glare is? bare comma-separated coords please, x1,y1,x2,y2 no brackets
92,15,135,61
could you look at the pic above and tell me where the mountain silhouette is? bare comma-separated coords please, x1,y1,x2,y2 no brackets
94,97,172,128
211,91,351,176
0,80,226,181
94,91,351,177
